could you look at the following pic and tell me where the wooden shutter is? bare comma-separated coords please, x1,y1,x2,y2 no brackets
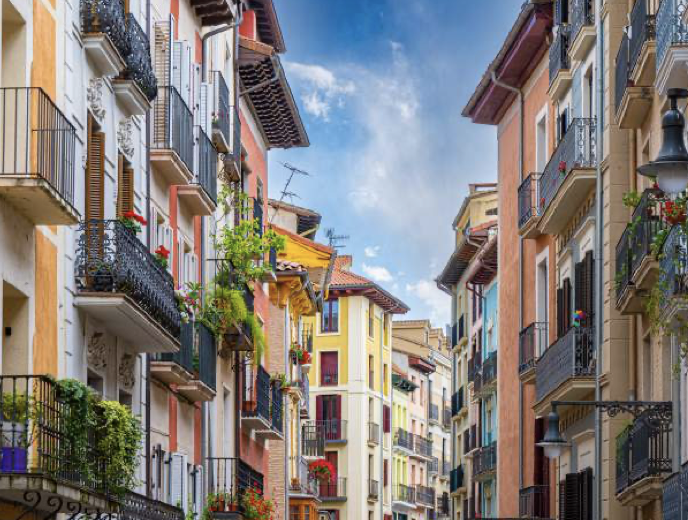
574,260,583,314
383,459,388,487
580,467,593,520
321,352,338,385
86,119,105,222
557,287,564,338
334,395,342,421
117,155,135,217
563,278,572,332
564,472,581,520
325,451,338,476
383,405,391,433
316,396,323,421
584,251,594,325
559,479,566,520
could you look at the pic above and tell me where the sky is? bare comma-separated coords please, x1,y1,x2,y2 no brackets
267,0,523,329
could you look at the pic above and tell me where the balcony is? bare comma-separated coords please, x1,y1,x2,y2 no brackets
615,1,656,128
519,322,548,383
549,25,572,99
519,485,550,518
450,465,465,494
428,456,439,474
368,421,380,446
468,357,481,387
150,321,195,384
412,434,433,460
289,456,318,497
207,457,264,518
656,0,688,93
472,442,497,481
114,14,157,115
304,420,347,445
452,387,466,417
616,410,672,505
569,0,595,61
0,88,79,225
615,190,665,313
452,314,467,348
443,406,451,429
80,0,127,75
662,463,688,520
537,118,597,235
534,326,595,413
442,459,451,478
416,485,435,507
74,220,180,353
0,375,119,515
176,323,217,402
319,477,347,502
438,492,450,516
121,492,184,520
393,428,414,454
151,86,194,185
518,173,542,239
393,484,416,508
368,479,379,501
301,422,325,458
178,126,217,216
477,351,497,395
209,71,231,153
659,225,688,321
242,365,282,440
430,403,440,424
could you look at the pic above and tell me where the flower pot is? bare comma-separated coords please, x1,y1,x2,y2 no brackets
0,447,27,472
300,363,311,373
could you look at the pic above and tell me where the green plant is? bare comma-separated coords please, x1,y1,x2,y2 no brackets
240,488,274,520
245,313,265,366
54,378,95,483
622,190,642,209
94,400,143,498
1,392,31,423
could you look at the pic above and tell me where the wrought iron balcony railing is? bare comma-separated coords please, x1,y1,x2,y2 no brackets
416,485,435,506
193,126,218,205
210,71,230,150
616,409,671,495
519,322,548,375
368,479,379,500
538,118,597,216
662,461,688,520
75,219,180,338
549,25,571,85
450,465,465,492
368,421,380,444
518,173,540,228
0,87,76,206
321,368,338,386
207,457,264,513
393,484,416,504
81,0,128,57
271,382,282,433
535,325,595,403
394,428,414,451
152,86,194,173
657,0,688,72
481,351,497,388
319,477,347,500
301,422,325,457
197,323,217,391
122,14,157,101
154,321,195,373
243,365,270,423
615,190,664,302
413,434,433,458
570,0,594,44
473,442,497,479
519,485,550,518
303,419,347,443
120,492,184,520
430,403,440,422
615,32,631,115
660,225,688,302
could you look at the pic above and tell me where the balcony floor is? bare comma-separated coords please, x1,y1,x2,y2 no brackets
0,176,79,225
178,184,216,216
656,46,688,95
617,86,653,129
538,168,596,235
177,380,216,402
569,26,596,62
74,293,180,353
112,79,151,117
549,69,573,101
519,214,542,239
631,41,656,87
534,377,595,416
616,475,664,507
150,360,194,385
151,149,194,186
83,33,125,76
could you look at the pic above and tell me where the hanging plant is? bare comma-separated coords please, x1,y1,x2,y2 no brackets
308,459,335,483
661,199,687,226
154,245,170,269
622,190,642,209
120,210,147,234
245,312,266,366
240,488,274,520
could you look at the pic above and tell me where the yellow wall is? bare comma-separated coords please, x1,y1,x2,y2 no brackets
307,296,349,386
34,232,57,376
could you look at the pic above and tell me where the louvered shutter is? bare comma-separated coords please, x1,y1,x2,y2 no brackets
169,453,184,507
584,251,594,326
383,459,388,487
150,207,159,251
383,405,391,433
117,156,135,217
580,467,593,520
563,278,572,332
172,41,183,95
86,124,105,222
194,464,203,518
316,396,323,421
559,479,566,520
574,259,584,317
557,287,564,338
154,18,174,86
564,472,581,520
193,63,202,125
200,83,211,134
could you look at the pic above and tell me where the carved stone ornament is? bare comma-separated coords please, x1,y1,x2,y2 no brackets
119,353,136,390
87,77,106,122
117,118,135,158
87,331,108,372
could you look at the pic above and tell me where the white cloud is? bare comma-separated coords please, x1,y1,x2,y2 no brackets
362,263,394,283
364,246,380,258
405,279,450,326
284,62,355,121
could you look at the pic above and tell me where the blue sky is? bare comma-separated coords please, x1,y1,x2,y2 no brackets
268,0,522,328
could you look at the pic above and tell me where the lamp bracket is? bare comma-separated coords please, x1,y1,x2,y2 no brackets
551,400,672,422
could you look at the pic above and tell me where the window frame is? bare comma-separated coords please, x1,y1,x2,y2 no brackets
320,298,340,334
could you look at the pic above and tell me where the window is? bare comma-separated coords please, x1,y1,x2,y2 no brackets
536,109,548,172
321,298,339,333
383,314,389,345
383,364,389,395
368,301,374,337
368,355,374,390
321,351,338,386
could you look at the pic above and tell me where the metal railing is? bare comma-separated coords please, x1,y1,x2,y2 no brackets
413,434,433,458
539,118,597,216
452,387,465,416
368,479,379,500
616,409,671,495
243,365,270,423
301,422,325,457
450,465,465,492
122,14,157,101
443,406,451,428
549,25,571,85
0,87,76,206
519,485,549,518
518,173,540,228
368,421,380,444
197,323,216,391
81,0,127,57
394,428,414,451
631,0,656,71
207,457,264,511
438,492,450,516
75,219,180,338
519,322,548,374
535,326,595,403
321,368,339,386
210,71,230,149
193,126,218,206
663,468,681,520
442,459,451,476
615,32,631,115
452,314,466,346
416,485,435,506
481,351,497,388
472,442,497,478
152,86,194,173
428,456,439,474
570,0,594,45
319,477,347,500
657,0,688,72
120,492,184,520
271,382,282,433
616,190,664,302
303,419,347,442
393,484,416,504
660,225,688,302
289,456,318,496
154,321,194,373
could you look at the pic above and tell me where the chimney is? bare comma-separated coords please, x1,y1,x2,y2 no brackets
337,255,353,271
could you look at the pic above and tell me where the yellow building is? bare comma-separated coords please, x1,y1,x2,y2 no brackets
306,255,409,520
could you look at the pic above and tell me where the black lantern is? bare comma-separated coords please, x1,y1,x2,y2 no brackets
536,409,568,459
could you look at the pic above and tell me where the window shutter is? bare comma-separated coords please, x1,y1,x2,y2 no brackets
117,156,135,217
194,464,203,518
383,405,391,433
316,396,323,421
574,260,584,314
559,479,566,520
150,207,159,251
557,287,564,338
564,472,581,520
200,82,211,134
384,459,388,487
584,251,594,324
580,467,593,520
169,453,184,507
563,278,572,332
86,124,105,222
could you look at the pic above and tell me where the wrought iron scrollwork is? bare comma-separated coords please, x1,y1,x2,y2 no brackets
122,14,158,101
12,491,42,520
81,0,129,58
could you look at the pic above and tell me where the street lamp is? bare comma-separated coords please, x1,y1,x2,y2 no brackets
537,408,569,459
638,88,688,197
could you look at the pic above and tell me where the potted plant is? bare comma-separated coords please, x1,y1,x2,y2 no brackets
240,488,274,520
300,350,312,373
308,459,335,483
558,160,567,176
154,245,170,270
0,392,30,472
119,210,147,234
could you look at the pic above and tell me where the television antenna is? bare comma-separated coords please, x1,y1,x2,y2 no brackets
325,228,349,249
270,162,311,223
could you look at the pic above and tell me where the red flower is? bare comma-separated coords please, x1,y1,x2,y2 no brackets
301,351,311,364
155,245,170,259
135,214,148,225
123,210,136,219
558,160,567,173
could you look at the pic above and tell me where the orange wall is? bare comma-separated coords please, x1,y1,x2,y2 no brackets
496,56,554,517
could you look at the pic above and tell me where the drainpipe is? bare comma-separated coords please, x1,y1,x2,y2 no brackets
594,0,604,518
628,129,637,402
284,302,290,519
145,0,152,495
379,312,384,520
489,69,524,509
200,1,244,82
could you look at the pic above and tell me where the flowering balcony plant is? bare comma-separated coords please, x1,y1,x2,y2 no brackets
558,160,567,175
154,245,170,269
120,210,147,234
240,488,274,520
308,459,335,483
661,199,687,226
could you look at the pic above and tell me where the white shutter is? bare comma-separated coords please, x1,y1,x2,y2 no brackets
182,455,190,513
169,452,184,508
150,206,159,251
191,254,198,284
181,42,192,106
200,83,211,134
177,236,183,285
194,464,204,518
172,41,183,94
193,63,202,125
165,226,174,275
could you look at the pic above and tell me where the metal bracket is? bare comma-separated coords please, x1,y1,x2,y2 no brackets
552,400,673,422
12,491,42,520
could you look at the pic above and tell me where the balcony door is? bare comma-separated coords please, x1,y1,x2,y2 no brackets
317,394,341,439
